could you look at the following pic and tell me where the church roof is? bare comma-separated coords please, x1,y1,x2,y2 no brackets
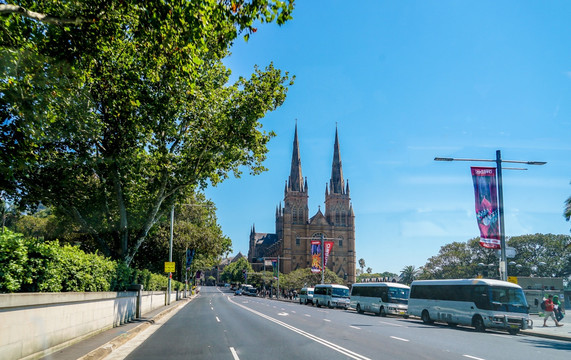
309,208,328,225
254,233,278,246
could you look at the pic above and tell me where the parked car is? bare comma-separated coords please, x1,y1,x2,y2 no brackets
299,287,314,305
234,289,242,296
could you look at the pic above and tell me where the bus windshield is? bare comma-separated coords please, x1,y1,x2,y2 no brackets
488,286,528,314
332,288,350,298
388,287,410,304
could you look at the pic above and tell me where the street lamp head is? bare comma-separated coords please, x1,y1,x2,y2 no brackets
526,161,547,165
434,157,454,161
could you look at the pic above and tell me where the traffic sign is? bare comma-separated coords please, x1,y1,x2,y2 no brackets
164,262,175,273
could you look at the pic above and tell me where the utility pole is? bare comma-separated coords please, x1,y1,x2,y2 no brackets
435,150,546,281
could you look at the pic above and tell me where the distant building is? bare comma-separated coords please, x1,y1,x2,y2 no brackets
248,125,356,283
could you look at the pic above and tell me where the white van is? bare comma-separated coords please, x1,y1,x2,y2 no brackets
299,287,314,305
350,282,410,317
313,284,350,309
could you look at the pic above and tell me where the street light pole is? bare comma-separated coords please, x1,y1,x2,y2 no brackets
168,205,174,305
435,150,545,282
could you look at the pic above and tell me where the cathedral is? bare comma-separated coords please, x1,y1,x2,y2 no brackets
247,125,356,283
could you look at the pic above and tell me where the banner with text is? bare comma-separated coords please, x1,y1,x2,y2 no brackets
311,240,322,273
323,241,334,267
186,248,195,271
471,167,501,249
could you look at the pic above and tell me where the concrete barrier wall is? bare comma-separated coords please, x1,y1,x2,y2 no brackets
0,290,183,360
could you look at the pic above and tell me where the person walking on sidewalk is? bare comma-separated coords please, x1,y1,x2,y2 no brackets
543,294,564,327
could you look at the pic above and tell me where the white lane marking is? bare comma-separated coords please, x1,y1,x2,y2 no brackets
463,355,486,360
211,307,214,310
304,314,311,317
278,312,289,316
390,336,409,342
216,317,221,322
379,321,404,327
230,347,240,360
229,297,371,360
291,311,296,313
323,319,331,322
350,326,361,330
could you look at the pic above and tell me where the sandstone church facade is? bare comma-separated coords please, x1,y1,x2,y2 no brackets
247,125,356,283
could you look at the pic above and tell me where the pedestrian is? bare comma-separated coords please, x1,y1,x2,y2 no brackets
543,294,564,327
553,295,564,322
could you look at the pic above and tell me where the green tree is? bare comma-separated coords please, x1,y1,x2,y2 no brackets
358,258,365,275
220,257,252,284
1,1,295,265
400,265,420,285
280,268,345,290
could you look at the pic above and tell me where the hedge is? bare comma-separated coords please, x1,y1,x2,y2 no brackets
0,230,183,293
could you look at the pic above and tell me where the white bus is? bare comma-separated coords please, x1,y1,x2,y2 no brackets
408,279,532,335
350,282,410,317
313,284,350,309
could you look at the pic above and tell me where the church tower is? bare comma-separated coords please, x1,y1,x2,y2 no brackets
277,123,309,273
324,127,356,282
251,124,356,283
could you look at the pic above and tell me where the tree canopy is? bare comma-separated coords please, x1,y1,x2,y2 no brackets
419,234,571,280
1,1,295,265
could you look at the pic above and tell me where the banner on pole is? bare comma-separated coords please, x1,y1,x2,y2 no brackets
311,240,322,273
471,167,501,249
323,241,334,267
264,259,273,267
272,260,278,279
186,248,195,271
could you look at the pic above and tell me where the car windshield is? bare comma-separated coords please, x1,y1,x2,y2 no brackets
332,288,350,298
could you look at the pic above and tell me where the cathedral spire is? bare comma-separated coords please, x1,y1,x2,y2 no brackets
288,123,304,192
329,126,344,194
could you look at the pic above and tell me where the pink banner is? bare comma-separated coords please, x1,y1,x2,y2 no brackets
471,167,500,249
311,240,322,273
323,241,334,267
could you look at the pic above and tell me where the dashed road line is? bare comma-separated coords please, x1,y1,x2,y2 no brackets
390,336,409,342
350,326,361,330
463,355,485,360
230,347,240,360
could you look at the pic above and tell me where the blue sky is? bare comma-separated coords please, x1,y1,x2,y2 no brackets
205,1,571,275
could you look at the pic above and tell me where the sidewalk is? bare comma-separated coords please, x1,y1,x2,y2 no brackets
40,294,197,360
521,314,571,342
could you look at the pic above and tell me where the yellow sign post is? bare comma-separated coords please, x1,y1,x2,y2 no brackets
507,276,518,284
164,262,175,273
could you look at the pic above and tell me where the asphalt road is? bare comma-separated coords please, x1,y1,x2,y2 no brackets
117,287,570,360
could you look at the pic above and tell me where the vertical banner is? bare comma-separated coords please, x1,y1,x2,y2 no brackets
311,240,322,273
471,167,501,249
272,260,278,279
186,248,195,271
323,241,334,267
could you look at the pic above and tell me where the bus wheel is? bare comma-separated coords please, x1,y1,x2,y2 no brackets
421,310,433,324
379,307,387,317
473,315,485,332
299,299,302,304
508,328,519,335
328,301,333,309
316,301,321,308
356,304,363,314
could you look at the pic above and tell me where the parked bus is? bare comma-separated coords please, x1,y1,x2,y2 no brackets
313,284,350,309
299,287,314,305
408,279,532,335
350,282,410,317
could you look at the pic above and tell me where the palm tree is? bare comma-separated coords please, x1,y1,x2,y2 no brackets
358,258,366,274
400,265,420,285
